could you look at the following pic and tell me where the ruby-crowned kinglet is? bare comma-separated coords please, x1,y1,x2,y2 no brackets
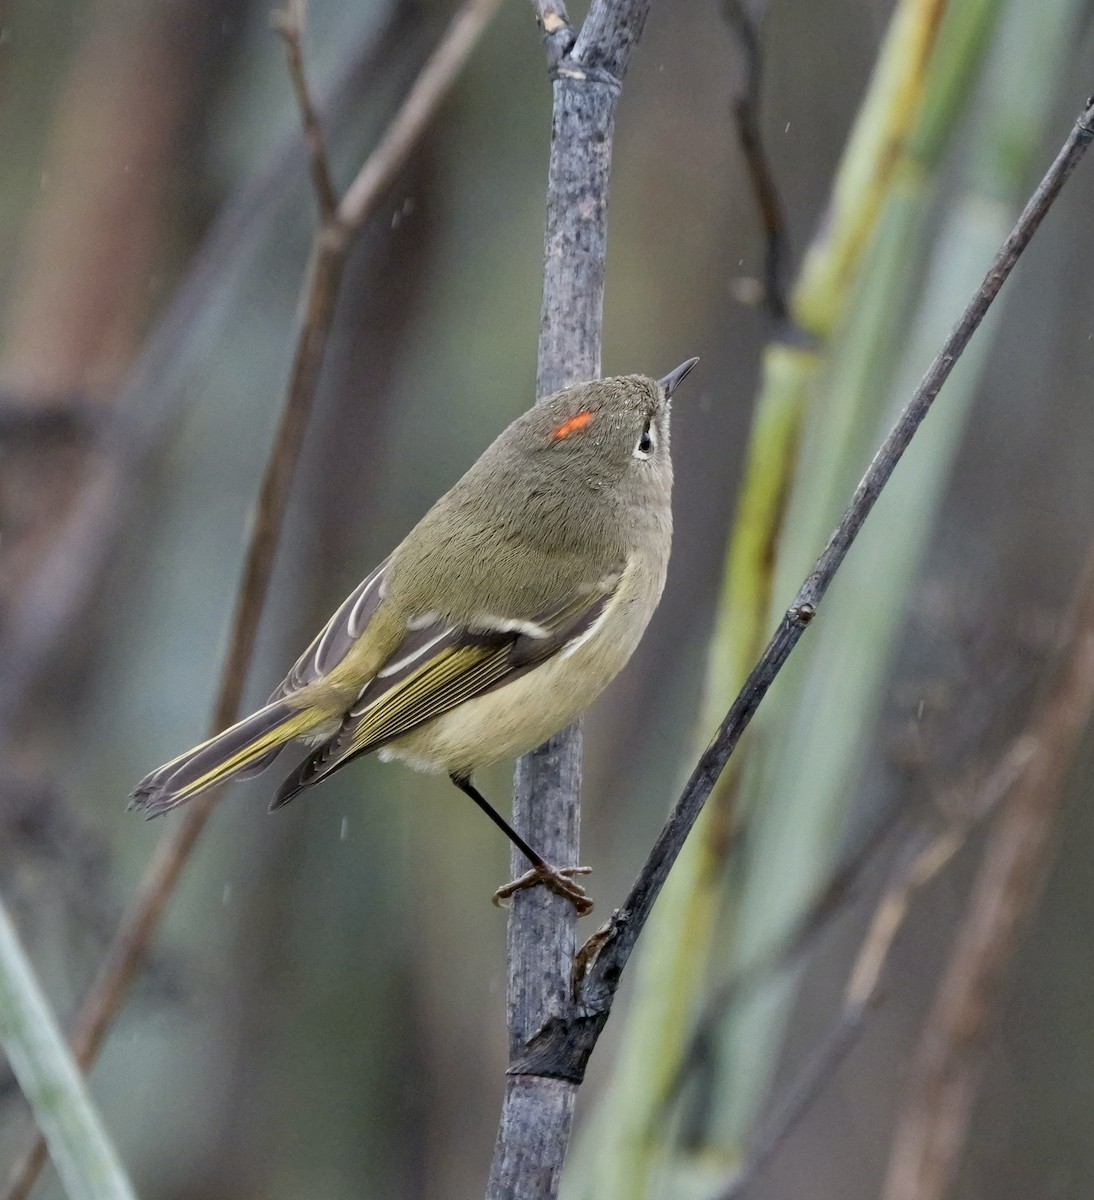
132,359,698,910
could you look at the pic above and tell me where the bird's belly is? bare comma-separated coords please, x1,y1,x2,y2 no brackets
378,561,661,778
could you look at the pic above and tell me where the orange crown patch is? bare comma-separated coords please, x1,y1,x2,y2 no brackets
549,410,593,441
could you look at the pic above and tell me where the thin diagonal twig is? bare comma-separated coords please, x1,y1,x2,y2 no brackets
723,0,788,321
271,0,339,219
2,3,500,1196
572,93,1094,1014
497,96,1094,1089
338,0,501,232
0,10,422,733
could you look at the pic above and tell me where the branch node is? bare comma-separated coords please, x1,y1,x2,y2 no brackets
552,61,622,91
1077,96,1094,137
318,214,350,256
571,913,620,999
789,601,816,625
533,0,577,70
273,0,340,220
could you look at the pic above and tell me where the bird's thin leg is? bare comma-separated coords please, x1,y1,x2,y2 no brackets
449,774,592,915
450,773,542,863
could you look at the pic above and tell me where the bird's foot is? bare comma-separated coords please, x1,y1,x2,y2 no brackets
492,862,593,915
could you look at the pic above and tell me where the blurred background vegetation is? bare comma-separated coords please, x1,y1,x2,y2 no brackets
1,0,1094,1197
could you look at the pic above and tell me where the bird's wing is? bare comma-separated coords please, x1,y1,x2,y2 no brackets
269,556,391,701
270,569,623,807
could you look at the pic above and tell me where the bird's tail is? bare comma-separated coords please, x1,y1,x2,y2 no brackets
129,701,318,817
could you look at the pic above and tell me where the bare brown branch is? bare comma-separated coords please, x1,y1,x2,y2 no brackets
272,0,339,219
723,0,789,322
338,0,501,233
0,10,440,734
1,3,500,1195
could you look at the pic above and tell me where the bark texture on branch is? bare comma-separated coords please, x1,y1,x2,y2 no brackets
486,2,651,1196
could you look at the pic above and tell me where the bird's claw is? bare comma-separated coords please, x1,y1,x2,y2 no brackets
493,863,593,915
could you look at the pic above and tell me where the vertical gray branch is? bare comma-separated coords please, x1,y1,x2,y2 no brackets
487,3,651,1197
535,79,616,394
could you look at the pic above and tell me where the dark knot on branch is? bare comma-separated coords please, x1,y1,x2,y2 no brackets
1077,95,1094,138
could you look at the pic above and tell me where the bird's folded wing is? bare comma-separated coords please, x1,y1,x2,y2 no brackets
264,556,626,808
343,572,622,757
269,556,391,700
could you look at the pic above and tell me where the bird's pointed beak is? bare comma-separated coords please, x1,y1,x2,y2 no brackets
658,357,699,397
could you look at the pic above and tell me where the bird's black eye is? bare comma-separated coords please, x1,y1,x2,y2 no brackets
635,418,654,459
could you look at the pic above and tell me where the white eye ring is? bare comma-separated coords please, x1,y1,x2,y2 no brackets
634,419,654,460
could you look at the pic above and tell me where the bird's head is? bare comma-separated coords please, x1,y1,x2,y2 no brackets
519,358,699,499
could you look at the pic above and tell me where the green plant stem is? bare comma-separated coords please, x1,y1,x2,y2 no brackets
0,898,137,1200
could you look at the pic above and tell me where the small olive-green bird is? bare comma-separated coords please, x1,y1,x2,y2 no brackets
131,359,698,910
